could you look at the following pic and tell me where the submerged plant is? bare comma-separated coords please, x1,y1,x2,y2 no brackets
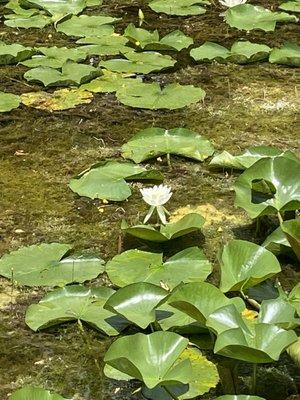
141,184,172,224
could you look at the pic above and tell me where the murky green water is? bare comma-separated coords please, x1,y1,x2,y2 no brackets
0,0,299,399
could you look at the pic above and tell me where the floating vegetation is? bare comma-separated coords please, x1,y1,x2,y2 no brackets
149,0,209,16
0,91,21,112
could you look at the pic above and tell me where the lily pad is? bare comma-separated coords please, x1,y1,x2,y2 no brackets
229,41,271,63
77,34,131,56
0,91,21,112
220,239,281,293
21,0,86,19
121,127,214,163
69,161,163,201
142,347,219,399
56,15,119,37
281,219,300,260
207,304,297,363
5,0,38,17
99,52,176,74
124,24,193,51
262,225,292,256
149,0,208,16
0,42,33,64
4,13,53,28
269,42,300,67
104,282,168,328
190,42,230,62
209,145,298,170
258,297,300,329
21,46,87,68
234,156,300,218
116,82,205,110
224,4,298,32
166,282,245,325
104,331,190,389
10,386,69,400
288,283,300,314
21,88,93,111
157,303,202,333
24,62,101,87
279,1,300,12
121,213,205,242
81,70,142,93
105,247,212,288
0,243,104,286
25,285,129,335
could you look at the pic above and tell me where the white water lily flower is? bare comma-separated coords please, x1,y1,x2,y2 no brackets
219,0,247,7
140,184,172,224
140,184,172,206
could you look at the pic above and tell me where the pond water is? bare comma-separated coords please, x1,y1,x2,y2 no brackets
0,0,299,399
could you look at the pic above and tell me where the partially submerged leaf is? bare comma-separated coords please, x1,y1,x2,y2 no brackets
4,13,53,28
104,282,168,328
11,386,69,400
269,42,300,67
104,331,190,389
279,1,300,12
116,82,205,110
121,213,205,242
81,70,142,93
121,127,214,163
0,42,33,64
105,247,212,288
99,51,176,74
281,219,300,260
25,285,129,335
69,161,163,201
149,0,208,16
234,156,300,218
77,34,131,56
220,239,281,293
224,4,298,32
24,62,101,87
191,42,230,62
21,88,93,111
56,14,119,37
22,0,86,19
0,91,21,112
0,243,104,286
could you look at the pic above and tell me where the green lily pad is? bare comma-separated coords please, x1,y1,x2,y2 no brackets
69,161,163,201
99,51,176,74
77,34,131,56
121,127,214,163
234,156,300,218
224,4,298,32
229,41,271,63
279,0,300,12
0,243,104,286
124,24,193,51
116,82,205,110
209,146,298,170
25,285,129,335
288,283,300,314
258,297,300,329
142,347,219,399
21,88,93,111
157,303,202,333
104,282,168,329
281,219,300,260
121,213,205,242
104,331,190,389
56,15,119,37
0,42,33,64
0,91,21,112
269,42,300,67
21,0,86,19
81,70,142,93
106,247,212,289
207,304,297,363
24,62,101,87
190,42,230,62
10,386,69,400
220,239,281,293
21,46,87,68
287,337,300,368
4,13,53,28
262,225,292,256
149,0,208,16
5,0,38,17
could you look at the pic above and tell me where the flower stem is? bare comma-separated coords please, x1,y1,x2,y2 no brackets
166,153,172,168
277,211,283,224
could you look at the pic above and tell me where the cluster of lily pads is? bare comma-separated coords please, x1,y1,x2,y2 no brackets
1,0,300,399
1,142,300,399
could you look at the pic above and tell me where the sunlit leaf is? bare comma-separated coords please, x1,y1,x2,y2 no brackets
21,46,87,68
10,386,69,400
269,42,300,67
4,13,53,28
56,14,119,37
0,42,33,64
81,70,142,93
149,0,208,16
0,91,21,112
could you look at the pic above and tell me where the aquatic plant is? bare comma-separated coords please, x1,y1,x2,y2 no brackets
140,183,172,224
